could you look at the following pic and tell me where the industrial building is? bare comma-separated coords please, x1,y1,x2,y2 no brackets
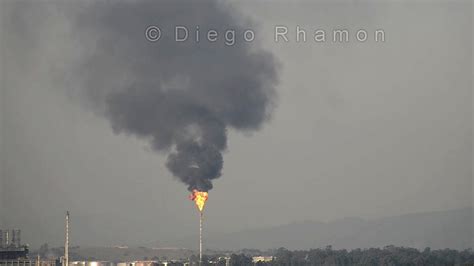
70,261,114,266
251,256,274,263
0,229,28,260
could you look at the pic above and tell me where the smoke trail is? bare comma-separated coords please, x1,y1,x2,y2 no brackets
71,0,279,191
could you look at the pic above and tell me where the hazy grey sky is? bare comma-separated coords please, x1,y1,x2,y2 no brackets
0,0,472,249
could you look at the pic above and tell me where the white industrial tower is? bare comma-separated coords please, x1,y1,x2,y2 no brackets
64,211,69,266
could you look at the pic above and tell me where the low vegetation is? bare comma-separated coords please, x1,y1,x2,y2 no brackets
208,246,474,266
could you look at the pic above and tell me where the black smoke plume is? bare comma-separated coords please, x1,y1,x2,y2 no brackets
72,0,279,191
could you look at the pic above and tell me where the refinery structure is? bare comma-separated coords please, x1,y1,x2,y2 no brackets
0,229,28,260
0,229,59,266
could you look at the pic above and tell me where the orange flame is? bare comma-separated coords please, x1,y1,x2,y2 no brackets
189,189,208,212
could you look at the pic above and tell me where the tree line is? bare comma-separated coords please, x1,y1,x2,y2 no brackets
204,246,474,266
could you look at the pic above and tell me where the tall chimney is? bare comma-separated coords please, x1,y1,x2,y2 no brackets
11,229,20,247
15,230,21,248
11,230,16,247
5,230,9,247
64,211,69,266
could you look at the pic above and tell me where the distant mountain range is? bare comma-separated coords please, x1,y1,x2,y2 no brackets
42,208,472,261
155,207,472,251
